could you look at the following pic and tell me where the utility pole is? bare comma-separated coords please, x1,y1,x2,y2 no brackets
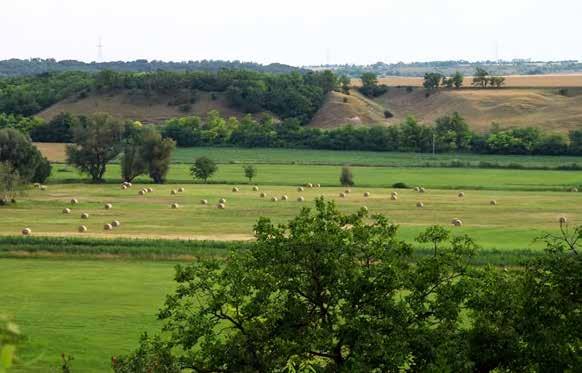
97,36,104,62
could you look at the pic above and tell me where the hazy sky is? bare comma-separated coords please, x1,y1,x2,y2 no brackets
1,0,580,65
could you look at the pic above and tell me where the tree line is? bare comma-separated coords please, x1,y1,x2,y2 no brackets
0,58,304,77
8,110,582,157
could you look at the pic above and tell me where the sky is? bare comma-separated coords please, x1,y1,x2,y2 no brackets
1,0,581,66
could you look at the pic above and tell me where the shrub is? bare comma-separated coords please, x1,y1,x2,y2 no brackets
392,182,408,189
384,110,394,119
339,165,354,186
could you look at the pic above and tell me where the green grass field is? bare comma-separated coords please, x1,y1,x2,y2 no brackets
170,147,582,168
1,258,175,372
49,163,582,192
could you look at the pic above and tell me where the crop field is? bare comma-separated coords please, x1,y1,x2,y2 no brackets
352,74,582,87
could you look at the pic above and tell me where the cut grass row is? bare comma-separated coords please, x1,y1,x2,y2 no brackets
0,236,542,266
49,163,582,192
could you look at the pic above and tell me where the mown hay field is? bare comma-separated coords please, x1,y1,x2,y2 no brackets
3,183,581,249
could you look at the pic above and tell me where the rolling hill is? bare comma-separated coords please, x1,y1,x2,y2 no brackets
38,91,274,124
37,81,582,134
309,87,582,133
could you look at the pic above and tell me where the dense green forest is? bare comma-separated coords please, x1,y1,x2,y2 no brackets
0,58,303,77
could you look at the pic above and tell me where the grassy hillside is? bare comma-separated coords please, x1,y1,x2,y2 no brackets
37,90,272,124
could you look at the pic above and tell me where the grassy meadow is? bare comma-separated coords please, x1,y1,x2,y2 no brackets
3,145,582,371
48,163,582,191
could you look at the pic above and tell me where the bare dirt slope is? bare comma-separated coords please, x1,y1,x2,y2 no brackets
309,91,388,128
38,91,258,123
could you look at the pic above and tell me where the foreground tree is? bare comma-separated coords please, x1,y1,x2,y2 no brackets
66,114,126,182
0,128,51,185
113,199,478,372
190,157,217,183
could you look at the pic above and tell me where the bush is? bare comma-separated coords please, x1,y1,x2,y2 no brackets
384,110,394,119
343,97,348,103
392,182,408,188
339,165,354,186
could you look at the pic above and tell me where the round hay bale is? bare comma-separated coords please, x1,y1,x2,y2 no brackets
451,218,463,227
345,189,351,194
260,192,267,198
419,187,426,193
307,183,313,188
40,185,47,191
559,216,568,224
70,198,79,205
414,187,420,192
104,223,113,231
364,192,370,197
297,196,305,202
81,213,89,219
391,195,398,201
127,182,133,187
111,220,121,227
147,187,153,193
252,186,259,191
416,201,424,208
219,198,227,204
391,191,398,197
232,187,240,192
339,192,346,198
458,192,465,198
490,200,497,206
570,187,579,192
104,203,112,210
62,208,71,214
33,183,40,188
271,196,278,202
21,228,31,236
121,185,128,190
170,190,177,195
138,190,146,196
297,186,304,192
78,225,87,233
217,203,226,209
315,183,321,188
171,203,180,209
177,187,184,193
200,199,208,205
281,195,288,201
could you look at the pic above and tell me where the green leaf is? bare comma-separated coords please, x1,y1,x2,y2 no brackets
1,345,16,369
